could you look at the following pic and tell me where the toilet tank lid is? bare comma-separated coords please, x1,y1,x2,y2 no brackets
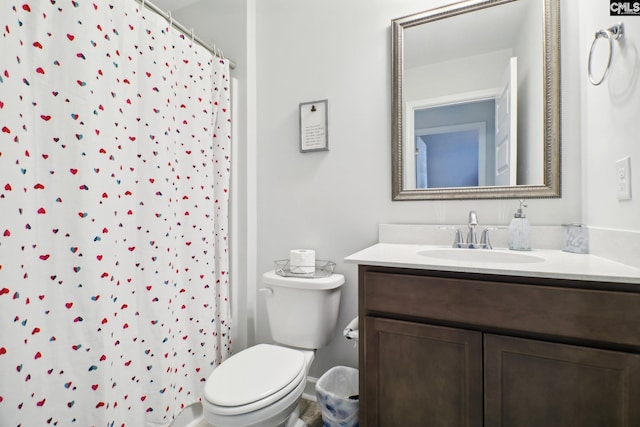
263,271,345,290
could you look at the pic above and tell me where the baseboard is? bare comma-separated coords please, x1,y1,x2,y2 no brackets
303,376,318,402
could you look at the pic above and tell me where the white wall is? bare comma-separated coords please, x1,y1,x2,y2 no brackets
171,0,639,380
578,2,640,231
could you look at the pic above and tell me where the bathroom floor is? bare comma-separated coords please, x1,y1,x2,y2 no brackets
299,398,323,427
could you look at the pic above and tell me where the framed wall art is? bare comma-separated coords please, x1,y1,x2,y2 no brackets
299,99,328,153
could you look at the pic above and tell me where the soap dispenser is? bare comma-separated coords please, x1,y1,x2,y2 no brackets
508,200,531,251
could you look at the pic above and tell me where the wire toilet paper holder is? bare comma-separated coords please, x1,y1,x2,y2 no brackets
274,259,335,278
588,22,624,86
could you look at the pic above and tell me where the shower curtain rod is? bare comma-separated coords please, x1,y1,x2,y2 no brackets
135,0,236,69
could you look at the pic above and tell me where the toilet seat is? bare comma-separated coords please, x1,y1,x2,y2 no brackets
204,344,306,416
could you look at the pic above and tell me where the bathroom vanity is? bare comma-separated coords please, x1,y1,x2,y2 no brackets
346,241,640,427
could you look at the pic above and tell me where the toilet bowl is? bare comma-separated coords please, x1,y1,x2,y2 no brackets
202,271,345,427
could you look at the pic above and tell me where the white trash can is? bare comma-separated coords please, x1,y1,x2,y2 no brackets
315,366,359,427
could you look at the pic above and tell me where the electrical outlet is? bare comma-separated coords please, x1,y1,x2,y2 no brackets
616,156,632,201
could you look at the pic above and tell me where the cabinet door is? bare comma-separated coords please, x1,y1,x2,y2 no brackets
485,334,640,426
363,317,482,427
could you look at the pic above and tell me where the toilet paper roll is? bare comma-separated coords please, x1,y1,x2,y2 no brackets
289,249,315,274
343,316,359,341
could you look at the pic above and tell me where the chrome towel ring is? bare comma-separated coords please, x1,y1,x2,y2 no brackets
588,22,624,86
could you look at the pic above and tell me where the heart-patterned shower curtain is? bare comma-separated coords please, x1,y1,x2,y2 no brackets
0,1,232,426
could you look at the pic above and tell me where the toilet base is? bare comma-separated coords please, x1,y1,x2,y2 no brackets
284,407,305,427
204,401,307,427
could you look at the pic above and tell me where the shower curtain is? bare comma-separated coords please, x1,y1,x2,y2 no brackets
0,1,232,426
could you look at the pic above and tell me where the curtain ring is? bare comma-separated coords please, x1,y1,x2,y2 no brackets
168,11,173,28
190,28,195,44
588,22,624,86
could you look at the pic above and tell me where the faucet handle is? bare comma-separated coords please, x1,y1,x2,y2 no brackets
479,228,493,250
439,226,466,248
479,227,506,249
452,228,465,248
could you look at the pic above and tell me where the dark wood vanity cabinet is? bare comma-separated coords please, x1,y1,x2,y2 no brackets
358,265,640,427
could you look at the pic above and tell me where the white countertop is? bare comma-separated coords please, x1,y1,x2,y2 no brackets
345,243,640,285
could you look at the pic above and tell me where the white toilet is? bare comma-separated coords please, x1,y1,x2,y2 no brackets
203,270,345,427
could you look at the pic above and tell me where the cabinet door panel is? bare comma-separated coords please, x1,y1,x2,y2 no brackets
364,317,482,427
485,334,640,426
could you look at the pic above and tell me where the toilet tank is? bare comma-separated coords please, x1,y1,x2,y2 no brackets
262,271,345,349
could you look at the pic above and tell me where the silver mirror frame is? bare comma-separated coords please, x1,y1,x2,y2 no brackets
392,0,561,200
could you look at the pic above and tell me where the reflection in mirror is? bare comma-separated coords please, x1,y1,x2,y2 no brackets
392,0,561,200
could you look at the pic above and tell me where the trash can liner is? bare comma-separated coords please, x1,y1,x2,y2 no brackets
315,366,359,427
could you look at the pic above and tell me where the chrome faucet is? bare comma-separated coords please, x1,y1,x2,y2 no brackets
467,210,478,248
450,210,493,249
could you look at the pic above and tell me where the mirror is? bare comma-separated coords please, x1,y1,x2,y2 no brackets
392,0,560,200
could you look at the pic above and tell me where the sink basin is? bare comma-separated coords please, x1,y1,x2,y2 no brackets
417,248,545,264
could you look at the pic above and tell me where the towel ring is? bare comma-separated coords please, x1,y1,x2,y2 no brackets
588,22,624,86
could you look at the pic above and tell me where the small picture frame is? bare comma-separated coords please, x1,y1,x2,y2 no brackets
299,99,328,153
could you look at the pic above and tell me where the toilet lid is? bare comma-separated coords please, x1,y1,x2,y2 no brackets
204,344,305,408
